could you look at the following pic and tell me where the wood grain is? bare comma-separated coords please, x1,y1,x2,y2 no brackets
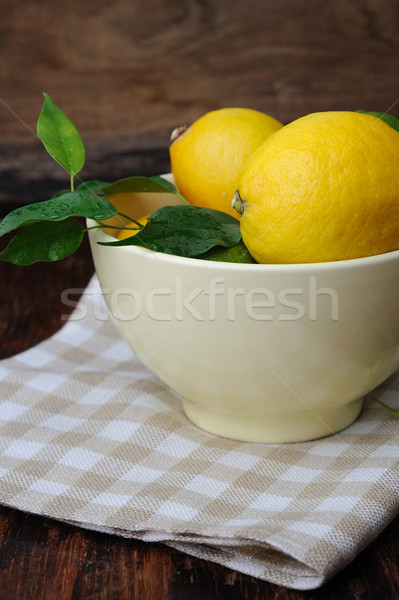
1,0,399,140
1,0,399,205
0,502,398,599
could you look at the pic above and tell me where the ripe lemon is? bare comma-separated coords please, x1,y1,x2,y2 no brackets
235,111,399,263
117,214,150,240
169,107,283,219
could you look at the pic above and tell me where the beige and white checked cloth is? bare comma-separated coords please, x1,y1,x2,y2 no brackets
0,276,398,590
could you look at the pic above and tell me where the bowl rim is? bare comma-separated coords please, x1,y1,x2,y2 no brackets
87,217,399,272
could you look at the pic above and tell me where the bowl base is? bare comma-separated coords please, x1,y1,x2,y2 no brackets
182,398,364,444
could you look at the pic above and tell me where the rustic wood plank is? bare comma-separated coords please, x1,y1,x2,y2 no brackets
1,0,399,142
0,503,398,599
1,0,399,206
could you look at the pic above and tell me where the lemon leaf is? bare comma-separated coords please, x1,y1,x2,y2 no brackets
100,205,241,257
0,219,84,265
77,180,110,192
37,93,85,177
98,175,189,205
196,240,257,263
0,191,117,236
99,176,177,196
150,176,178,193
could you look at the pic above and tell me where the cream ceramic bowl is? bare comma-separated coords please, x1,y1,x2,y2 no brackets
87,180,399,443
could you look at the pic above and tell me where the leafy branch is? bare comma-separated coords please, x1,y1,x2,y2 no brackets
0,93,242,265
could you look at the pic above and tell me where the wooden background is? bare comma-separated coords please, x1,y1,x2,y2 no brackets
1,0,399,205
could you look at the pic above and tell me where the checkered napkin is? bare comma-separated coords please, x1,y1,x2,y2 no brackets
0,276,398,590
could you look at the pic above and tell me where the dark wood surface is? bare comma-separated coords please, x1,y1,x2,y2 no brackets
2,0,399,207
0,234,399,599
2,0,399,142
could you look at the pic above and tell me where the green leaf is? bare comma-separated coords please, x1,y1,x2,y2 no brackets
0,219,84,265
0,190,117,236
197,240,257,263
77,180,110,192
100,205,241,257
356,110,399,133
150,175,178,193
37,93,85,176
100,176,179,196
150,175,188,204
52,180,109,198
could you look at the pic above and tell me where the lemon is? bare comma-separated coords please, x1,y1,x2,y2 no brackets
169,107,283,219
235,111,399,263
117,214,150,240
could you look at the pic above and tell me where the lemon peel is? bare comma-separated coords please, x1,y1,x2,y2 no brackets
237,111,399,264
170,107,283,218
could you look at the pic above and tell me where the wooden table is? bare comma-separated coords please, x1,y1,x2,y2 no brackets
0,185,398,600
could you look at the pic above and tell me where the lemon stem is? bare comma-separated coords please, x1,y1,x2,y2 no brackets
232,190,246,216
170,125,188,144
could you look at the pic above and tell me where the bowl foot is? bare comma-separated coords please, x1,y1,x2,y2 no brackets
182,398,364,444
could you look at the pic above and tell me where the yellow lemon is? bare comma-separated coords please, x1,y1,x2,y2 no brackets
117,214,150,240
235,111,399,263
169,107,283,218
